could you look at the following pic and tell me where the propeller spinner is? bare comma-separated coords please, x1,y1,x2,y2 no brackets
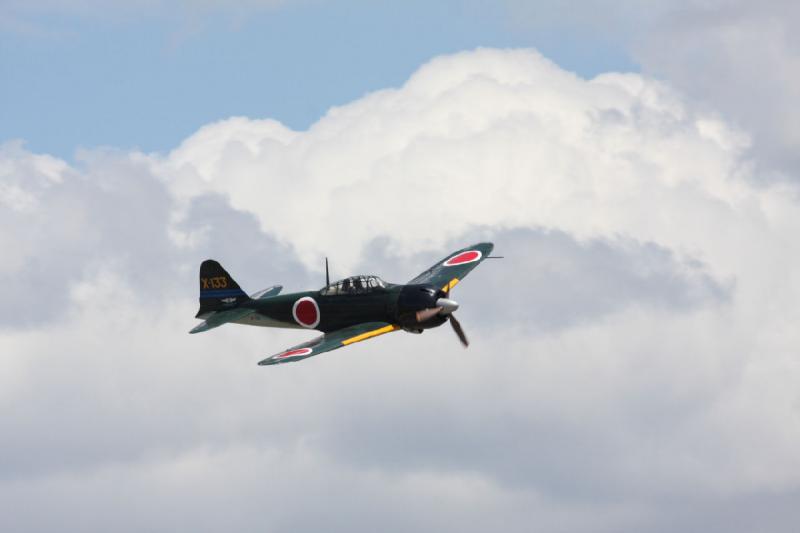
413,295,469,348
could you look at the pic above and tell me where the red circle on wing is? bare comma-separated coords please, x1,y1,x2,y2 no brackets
295,300,318,326
277,348,312,359
444,250,481,266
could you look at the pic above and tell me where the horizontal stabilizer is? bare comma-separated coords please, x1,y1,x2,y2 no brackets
249,285,283,300
190,308,255,334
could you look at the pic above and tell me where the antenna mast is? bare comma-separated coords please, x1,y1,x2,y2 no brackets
325,257,330,286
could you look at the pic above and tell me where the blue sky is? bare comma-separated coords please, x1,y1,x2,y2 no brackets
1,0,635,158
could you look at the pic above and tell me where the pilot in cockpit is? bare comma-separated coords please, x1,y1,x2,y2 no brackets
341,279,352,293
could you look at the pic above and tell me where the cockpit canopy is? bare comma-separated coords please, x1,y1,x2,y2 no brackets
321,275,387,296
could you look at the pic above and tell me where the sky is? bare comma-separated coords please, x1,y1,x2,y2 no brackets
1,0,636,158
3,1,800,532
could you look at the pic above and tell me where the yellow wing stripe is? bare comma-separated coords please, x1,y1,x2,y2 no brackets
442,277,460,292
341,324,399,346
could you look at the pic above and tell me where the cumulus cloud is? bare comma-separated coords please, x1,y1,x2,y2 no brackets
636,0,800,178
2,48,800,532
501,0,800,179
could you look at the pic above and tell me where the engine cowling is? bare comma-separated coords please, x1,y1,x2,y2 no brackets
394,284,447,329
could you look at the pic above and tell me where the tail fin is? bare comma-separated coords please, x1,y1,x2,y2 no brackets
196,260,249,318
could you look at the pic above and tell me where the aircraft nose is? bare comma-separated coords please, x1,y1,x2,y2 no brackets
435,298,459,315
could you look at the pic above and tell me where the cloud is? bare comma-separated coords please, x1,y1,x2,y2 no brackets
499,0,800,180
2,48,800,532
162,49,758,279
635,0,800,178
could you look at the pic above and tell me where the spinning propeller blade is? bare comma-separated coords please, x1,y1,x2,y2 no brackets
449,313,469,348
416,307,442,322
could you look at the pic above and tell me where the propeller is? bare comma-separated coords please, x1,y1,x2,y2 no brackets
448,313,469,347
415,307,442,322
415,295,469,348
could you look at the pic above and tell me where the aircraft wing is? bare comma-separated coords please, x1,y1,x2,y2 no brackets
258,322,399,366
407,242,494,292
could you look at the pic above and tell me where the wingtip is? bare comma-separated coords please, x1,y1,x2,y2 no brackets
469,242,494,254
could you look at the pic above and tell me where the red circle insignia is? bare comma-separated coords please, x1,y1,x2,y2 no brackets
292,297,320,328
443,250,482,266
276,347,313,359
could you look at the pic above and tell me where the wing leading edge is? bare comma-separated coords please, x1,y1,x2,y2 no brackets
258,322,399,366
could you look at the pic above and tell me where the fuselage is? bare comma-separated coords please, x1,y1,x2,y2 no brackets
232,282,446,333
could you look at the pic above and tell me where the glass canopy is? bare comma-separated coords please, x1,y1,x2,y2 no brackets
321,275,387,295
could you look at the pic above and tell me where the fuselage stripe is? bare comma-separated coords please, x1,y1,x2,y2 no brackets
200,290,246,298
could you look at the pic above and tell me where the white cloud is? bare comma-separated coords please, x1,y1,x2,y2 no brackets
2,48,800,531
501,0,800,179
161,48,763,278
635,1,800,178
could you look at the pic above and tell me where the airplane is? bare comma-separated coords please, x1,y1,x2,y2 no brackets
190,242,496,365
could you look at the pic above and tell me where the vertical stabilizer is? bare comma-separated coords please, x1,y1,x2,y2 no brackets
195,260,249,318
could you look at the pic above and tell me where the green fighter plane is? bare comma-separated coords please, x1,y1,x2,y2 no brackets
190,242,495,365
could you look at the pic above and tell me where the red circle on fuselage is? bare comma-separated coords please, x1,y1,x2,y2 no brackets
443,250,481,266
295,300,317,325
292,297,320,328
